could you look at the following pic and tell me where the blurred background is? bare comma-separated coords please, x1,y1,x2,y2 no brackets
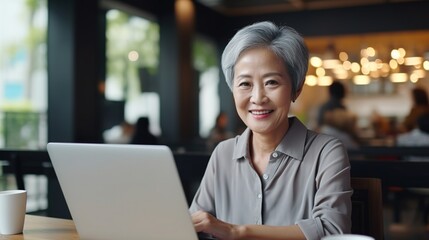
1,0,428,150
1,0,429,239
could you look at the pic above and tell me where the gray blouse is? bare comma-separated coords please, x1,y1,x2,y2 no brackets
190,117,352,240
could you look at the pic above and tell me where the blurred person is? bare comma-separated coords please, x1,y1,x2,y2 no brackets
400,87,429,132
397,112,429,148
103,121,134,144
190,21,352,240
317,81,359,149
316,80,347,130
207,112,234,151
370,110,391,138
319,109,360,149
130,117,159,145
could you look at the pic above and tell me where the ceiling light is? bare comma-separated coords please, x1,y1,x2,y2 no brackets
318,76,333,86
369,62,378,71
389,59,398,69
360,57,369,66
305,75,318,86
410,73,419,83
391,49,400,59
367,47,376,57
390,73,407,83
424,60,429,70
398,48,406,57
404,56,423,66
351,62,360,73
361,66,370,75
353,75,370,85
342,61,351,70
322,59,341,69
310,56,323,67
333,68,348,79
339,52,348,61
413,69,426,78
316,67,325,77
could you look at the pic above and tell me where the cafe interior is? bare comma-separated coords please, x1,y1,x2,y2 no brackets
1,0,429,239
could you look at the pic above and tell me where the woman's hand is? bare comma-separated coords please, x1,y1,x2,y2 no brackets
192,210,242,240
192,211,307,240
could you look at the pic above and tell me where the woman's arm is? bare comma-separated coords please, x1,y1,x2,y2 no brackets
192,211,306,240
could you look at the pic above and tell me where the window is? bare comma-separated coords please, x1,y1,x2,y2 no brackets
0,0,48,149
104,8,161,136
193,36,220,137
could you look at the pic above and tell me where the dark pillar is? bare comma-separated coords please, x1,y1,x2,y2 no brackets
158,4,181,146
176,0,197,144
48,0,102,143
158,0,197,148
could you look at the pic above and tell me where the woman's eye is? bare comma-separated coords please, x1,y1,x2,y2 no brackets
238,82,251,88
265,80,278,86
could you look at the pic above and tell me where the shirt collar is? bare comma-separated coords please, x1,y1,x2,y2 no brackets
276,117,307,161
232,117,308,162
233,127,251,160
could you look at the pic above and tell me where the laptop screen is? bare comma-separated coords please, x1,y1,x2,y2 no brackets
47,142,199,240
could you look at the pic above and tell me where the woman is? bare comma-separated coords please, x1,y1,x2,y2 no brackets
190,21,352,240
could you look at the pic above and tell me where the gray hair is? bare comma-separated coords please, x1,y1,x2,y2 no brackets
221,21,309,100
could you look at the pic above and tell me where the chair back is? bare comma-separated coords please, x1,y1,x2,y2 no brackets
351,177,384,240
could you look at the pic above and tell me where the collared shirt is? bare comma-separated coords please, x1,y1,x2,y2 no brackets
190,117,352,240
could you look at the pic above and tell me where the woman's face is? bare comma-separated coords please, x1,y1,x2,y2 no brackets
232,47,296,137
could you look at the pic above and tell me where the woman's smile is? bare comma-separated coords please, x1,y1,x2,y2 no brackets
249,109,274,119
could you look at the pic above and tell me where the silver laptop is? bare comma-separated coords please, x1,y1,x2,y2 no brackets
47,142,200,240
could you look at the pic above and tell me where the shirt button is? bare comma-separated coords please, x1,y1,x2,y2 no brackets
263,174,269,180
257,193,262,199
272,152,278,158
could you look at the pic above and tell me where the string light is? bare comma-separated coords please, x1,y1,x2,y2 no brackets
305,45,428,86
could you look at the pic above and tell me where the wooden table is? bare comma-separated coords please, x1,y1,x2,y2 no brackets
0,215,78,239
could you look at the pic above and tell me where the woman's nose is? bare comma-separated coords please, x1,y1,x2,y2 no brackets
250,87,268,104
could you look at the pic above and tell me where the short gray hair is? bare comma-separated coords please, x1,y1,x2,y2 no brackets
221,21,309,99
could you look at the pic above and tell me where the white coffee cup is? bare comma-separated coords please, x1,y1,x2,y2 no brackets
321,234,375,240
0,190,27,235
